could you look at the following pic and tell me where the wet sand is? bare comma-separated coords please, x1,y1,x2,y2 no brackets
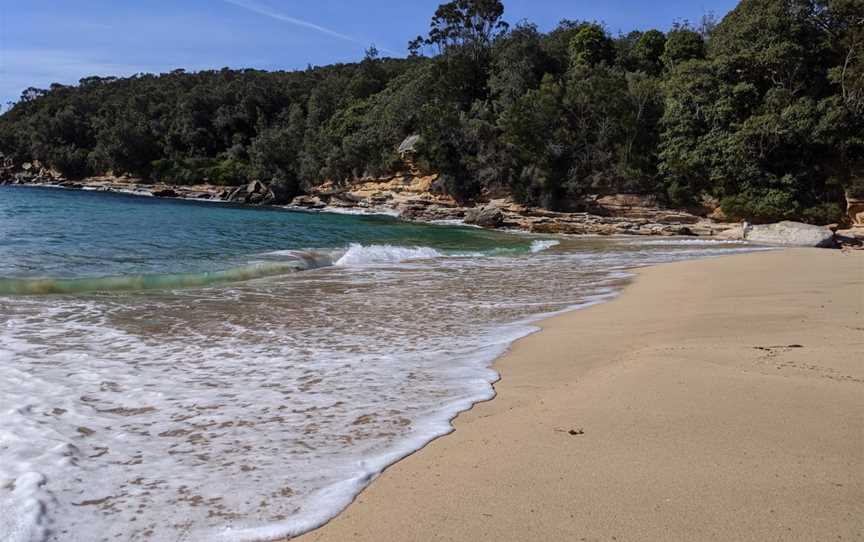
297,249,864,542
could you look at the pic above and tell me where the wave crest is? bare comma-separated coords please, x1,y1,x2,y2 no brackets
530,240,560,253
0,250,337,295
335,244,443,266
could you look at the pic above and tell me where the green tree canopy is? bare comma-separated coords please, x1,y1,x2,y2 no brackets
1,0,860,224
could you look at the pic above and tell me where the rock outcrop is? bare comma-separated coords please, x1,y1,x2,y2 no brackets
715,223,747,241
588,194,702,225
464,207,504,228
152,188,178,198
744,221,836,248
228,180,275,205
6,165,837,242
298,175,740,237
846,191,864,227
290,195,327,209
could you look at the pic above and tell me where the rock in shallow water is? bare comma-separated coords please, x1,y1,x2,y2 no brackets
464,207,504,228
152,188,178,198
291,195,326,209
745,221,836,248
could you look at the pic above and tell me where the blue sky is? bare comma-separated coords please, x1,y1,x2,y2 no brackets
0,0,739,106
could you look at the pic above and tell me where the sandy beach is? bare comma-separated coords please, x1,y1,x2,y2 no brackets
300,249,864,542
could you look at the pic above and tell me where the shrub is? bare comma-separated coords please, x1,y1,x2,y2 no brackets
721,189,799,223
206,158,248,186
801,203,844,225
150,157,247,186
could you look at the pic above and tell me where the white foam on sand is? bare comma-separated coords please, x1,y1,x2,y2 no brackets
0,242,770,542
623,238,747,246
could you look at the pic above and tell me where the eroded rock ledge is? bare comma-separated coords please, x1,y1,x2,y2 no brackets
5,166,860,245
294,174,738,238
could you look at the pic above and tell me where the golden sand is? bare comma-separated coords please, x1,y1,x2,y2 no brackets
300,249,863,542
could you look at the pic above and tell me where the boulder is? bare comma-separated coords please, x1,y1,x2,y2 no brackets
247,188,276,205
226,180,274,204
465,206,504,228
152,188,178,198
744,221,836,248
835,229,864,248
836,227,864,240
398,135,421,157
291,195,326,209
715,224,746,241
13,172,34,184
267,181,295,205
226,186,245,203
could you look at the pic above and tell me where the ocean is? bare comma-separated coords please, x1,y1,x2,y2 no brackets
0,186,766,541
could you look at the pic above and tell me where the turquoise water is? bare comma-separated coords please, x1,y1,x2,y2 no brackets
0,186,767,542
0,186,526,293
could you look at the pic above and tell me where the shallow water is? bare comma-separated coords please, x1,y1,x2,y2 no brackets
0,186,769,541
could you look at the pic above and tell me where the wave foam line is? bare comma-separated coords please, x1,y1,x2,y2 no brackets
0,244,453,295
0,261,319,296
210,291,621,542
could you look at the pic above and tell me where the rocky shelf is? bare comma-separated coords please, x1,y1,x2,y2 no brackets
4,166,862,247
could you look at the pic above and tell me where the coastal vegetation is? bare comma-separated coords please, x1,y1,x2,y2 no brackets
0,0,862,224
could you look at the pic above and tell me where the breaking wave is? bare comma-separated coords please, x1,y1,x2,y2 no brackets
335,244,443,266
530,240,561,253
0,256,332,296
0,245,460,295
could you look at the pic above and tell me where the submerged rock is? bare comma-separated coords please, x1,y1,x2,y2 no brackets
744,221,836,248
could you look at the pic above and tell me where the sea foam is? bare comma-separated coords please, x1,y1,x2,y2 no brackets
0,235,770,542
530,240,561,253
335,244,443,266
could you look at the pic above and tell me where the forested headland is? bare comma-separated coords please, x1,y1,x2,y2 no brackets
1,0,862,224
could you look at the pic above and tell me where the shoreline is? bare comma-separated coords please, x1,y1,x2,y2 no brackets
2,178,742,238
297,249,863,542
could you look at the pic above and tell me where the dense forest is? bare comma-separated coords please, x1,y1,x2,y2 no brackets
1,0,862,223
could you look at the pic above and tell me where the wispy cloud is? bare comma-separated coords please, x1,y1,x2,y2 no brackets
221,0,398,55
0,49,142,105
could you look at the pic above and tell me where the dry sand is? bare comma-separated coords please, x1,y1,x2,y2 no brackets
299,249,863,542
